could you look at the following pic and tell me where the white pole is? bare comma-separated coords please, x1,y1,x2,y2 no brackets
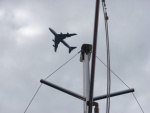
80,44,92,113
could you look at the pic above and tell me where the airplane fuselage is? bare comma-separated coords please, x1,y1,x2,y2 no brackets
54,34,70,48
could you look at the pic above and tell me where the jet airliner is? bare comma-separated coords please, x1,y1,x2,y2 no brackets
49,28,77,53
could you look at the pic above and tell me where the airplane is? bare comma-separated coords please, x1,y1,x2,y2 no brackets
49,28,77,53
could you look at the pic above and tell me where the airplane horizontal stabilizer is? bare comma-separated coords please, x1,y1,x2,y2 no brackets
69,47,77,53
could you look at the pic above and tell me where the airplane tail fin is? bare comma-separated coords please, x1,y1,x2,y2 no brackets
69,47,77,53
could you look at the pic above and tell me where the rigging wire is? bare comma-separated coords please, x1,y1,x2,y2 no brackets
132,93,145,113
45,50,81,80
96,56,145,113
99,1,144,113
24,50,81,113
96,56,130,89
101,0,111,113
24,84,42,113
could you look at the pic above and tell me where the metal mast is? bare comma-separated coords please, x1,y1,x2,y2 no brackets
80,44,92,113
88,0,100,113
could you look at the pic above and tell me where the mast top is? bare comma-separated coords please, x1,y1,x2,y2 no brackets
80,44,92,62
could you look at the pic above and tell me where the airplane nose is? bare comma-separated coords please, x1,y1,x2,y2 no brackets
73,33,77,36
49,28,53,32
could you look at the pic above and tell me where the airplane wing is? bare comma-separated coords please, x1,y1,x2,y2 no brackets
60,33,77,40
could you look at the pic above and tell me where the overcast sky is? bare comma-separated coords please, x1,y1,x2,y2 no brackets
0,0,150,113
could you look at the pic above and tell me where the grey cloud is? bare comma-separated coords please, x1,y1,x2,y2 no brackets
0,0,149,113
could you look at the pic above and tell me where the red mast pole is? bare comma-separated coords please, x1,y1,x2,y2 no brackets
88,0,100,113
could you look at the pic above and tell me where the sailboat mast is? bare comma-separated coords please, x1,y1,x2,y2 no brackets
80,44,92,113
89,0,100,113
